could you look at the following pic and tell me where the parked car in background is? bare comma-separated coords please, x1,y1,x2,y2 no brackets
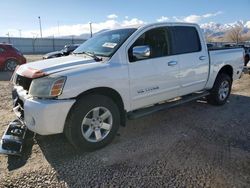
0,43,26,71
244,47,250,66
43,44,80,59
223,43,236,48
206,43,215,49
243,47,250,74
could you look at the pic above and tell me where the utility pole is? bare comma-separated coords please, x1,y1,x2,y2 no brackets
6,32,11,43
57,21,60,36
38,16,43,38
31,32,38,53
52,35,55,50
18,29,22,38
89,22,93,38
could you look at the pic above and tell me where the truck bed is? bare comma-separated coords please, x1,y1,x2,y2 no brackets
205,47,244,89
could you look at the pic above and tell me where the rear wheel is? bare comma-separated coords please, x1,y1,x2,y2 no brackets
207,73,232,105
64,94,120,151
5,59,18,71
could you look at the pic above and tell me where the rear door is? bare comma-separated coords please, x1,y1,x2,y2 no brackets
170,25,209,96
127,26,180,110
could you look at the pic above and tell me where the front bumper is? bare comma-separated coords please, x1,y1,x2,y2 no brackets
13,86,75,135
0,119,27,156
24,98,75,135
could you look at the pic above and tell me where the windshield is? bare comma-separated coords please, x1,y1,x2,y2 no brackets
74,28,137,57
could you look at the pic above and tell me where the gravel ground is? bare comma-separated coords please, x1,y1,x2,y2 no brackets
0,57,249,187
24,54,43,62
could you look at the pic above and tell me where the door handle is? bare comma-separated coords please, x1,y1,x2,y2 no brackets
168,61,178,66
199,56,206,61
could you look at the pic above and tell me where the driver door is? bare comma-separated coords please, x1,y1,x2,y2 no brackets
127,27,180,110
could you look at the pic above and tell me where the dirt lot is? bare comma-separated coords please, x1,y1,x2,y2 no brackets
0,56,249,187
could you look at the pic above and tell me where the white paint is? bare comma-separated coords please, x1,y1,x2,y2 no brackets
13,22,244,135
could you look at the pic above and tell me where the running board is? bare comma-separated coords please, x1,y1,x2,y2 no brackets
127,91,210,119
0,119,27,156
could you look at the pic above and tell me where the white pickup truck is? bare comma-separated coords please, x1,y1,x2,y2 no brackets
10,22,244,151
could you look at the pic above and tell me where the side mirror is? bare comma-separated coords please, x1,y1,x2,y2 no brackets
132,45,150,60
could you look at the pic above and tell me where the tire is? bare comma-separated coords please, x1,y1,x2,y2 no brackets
207,73,232,105
245,54,249,66
5,59,18,71
64,94,120,151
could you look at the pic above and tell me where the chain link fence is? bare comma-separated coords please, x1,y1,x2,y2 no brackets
0,37,86,54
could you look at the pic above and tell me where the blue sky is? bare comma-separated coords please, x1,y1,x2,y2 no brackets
1,0,249,37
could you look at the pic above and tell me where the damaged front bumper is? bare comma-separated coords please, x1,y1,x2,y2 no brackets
0,86,75,156
11,86,75,135
23,97,75,135
0,119,27,156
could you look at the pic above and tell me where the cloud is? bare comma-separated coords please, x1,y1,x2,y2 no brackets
203,11,223,18
0,12,223,37
183,15,202,23
157,16,169,22
155,11,222,23
172,16,183,22
122,18,145,26
107,14,118,19
15,18,145,38
183,11,223,23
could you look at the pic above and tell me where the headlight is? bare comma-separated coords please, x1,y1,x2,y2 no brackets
29,76,66,98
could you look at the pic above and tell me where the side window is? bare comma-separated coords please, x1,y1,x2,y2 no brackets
171,26,201,55
129,27,171,62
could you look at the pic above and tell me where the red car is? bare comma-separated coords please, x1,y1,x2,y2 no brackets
0,43,26,71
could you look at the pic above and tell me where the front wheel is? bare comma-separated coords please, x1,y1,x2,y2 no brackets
207,73,232,105
64,94,120,151
5,59,18,71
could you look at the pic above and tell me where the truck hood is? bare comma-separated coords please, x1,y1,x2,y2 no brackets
16,55,103,77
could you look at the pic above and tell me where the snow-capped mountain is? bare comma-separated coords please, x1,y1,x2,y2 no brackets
200,20,250,37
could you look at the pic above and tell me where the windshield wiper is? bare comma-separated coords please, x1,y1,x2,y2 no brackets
74,51,102,62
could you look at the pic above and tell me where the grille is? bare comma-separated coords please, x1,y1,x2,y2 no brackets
16,75,33,91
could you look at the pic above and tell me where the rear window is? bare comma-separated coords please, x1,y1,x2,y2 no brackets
171,26,201,55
